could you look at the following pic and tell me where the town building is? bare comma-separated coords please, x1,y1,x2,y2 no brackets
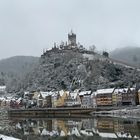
81,94,93,108
112,89,123,106
96,88,115,106
91,92,97,108
64,90,81,107
121,88,135,106
54,90,68,107
80,91,92,108
0,85,6,93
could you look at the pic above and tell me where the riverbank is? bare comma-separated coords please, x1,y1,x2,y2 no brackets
2,105,140,119
7,107,94,118
92,106,140,118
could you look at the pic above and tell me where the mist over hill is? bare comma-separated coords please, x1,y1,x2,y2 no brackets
0,56,39,92
0,56,39,75
110,47,140,68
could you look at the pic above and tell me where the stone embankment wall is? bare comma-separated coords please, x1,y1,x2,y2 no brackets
0,109,10,132
0,109,8,119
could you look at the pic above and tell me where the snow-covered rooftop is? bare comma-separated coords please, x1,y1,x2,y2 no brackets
0,86,6,92
98,132,117,138
79,91,91,96
96,88,115,95
114,88,135,93
0,134,21,140
116,132,137,138
69,91,80,99
59,90,65,97
40,91,54,98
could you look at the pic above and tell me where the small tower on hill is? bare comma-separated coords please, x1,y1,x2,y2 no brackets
68,30,77,46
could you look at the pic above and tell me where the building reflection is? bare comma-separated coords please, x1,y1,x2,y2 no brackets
9,117,140,140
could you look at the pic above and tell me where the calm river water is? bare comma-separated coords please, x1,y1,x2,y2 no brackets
0,116,140,140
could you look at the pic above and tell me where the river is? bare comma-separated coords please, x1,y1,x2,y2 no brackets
0,115,140,140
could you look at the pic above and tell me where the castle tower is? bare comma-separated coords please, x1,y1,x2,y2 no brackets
68,30,76,46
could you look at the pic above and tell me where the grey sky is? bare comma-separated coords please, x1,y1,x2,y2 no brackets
0,0,140,59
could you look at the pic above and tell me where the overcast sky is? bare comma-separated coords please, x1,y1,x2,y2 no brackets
0,0,140,59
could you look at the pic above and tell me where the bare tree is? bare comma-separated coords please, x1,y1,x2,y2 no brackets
89,45,96,53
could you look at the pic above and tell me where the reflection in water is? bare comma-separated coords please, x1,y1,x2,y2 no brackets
1,117,140,140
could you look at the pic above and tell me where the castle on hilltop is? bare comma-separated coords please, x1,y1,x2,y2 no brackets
41,31,109,60
41,31,89,58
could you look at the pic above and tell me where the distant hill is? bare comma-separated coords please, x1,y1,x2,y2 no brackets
0,56,39,92
110,47,140,68
0,56,39,76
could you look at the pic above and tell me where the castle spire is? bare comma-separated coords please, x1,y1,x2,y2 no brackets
54,42,56,48
71,29,73,35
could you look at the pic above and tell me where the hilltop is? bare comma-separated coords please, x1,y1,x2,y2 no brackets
21,50,140,92
19,33,140,92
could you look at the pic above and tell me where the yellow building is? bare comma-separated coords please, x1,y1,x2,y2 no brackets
112,92,117,106
54,90,68,107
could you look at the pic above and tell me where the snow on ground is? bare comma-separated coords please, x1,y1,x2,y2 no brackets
0,134,21,140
